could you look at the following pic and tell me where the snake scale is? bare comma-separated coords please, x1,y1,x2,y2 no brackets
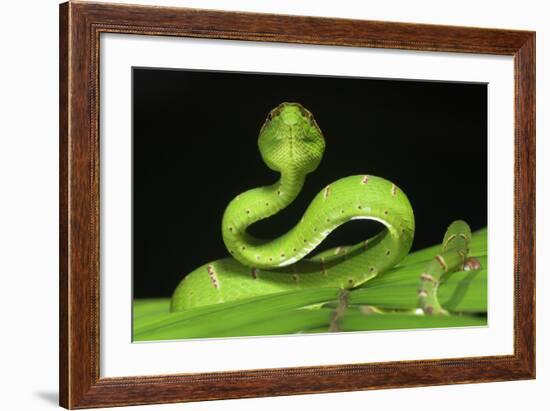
171,102,473,312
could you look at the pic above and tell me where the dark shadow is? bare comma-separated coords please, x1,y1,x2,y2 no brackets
34,391,58,406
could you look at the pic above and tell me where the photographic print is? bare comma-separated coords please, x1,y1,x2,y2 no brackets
132,68,488,341
60,4,535,406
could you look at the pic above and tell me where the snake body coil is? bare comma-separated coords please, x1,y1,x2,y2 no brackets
171,103,415,311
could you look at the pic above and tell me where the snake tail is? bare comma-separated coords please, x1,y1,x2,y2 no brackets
416,220,482,315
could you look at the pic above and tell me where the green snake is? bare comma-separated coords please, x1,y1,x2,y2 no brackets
171,102,472,312
417,220,481,315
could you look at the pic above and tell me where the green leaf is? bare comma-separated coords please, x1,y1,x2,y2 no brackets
133,227,488,339
349,265,487,313
439,269,487,312
133,298,171,318
134,288,339,341
210,308,333,338
339,310,486,332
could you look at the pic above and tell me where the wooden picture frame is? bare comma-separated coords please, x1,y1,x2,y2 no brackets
59,1,535,408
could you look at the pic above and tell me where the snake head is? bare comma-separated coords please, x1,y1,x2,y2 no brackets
258,102,325,174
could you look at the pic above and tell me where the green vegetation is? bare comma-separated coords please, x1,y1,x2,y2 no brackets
133,228,487,341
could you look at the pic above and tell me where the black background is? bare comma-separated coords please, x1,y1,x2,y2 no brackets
133,68,487,299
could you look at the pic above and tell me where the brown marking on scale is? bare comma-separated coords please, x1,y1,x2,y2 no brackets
443,234,456,249
269,105,284,119
391,184,397,196
323,185,331,199
420,273,435,283
361,175,369,184
424,306,434,315
251,267,258,279
245,209,251,214
296,103,312,119
280,253,286,258
435,255,448,272
385,250,391,256
292,274,299,283
417,289,428,298
207,265,219,289
463,257,482,271
260,106,282,135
